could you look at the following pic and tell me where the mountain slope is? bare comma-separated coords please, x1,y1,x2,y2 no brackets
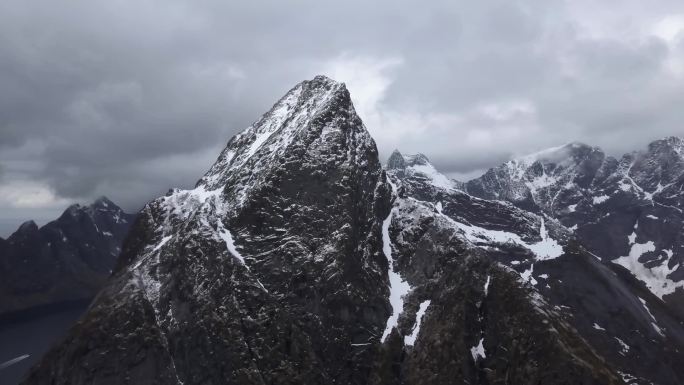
22,78,681,385
386,151,684,385
23,76,391,385
466,138,684,313
0,197,135,315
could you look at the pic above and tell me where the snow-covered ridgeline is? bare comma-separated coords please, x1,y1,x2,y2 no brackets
432,205,563,262
407,162,456,190
198,78,345,208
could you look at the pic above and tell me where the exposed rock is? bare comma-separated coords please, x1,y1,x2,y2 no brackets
21,78,684,385
0,197,135,315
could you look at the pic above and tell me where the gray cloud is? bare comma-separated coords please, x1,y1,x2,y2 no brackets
1,0,684,235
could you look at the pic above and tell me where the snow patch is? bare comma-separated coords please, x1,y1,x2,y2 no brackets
152,235,172,253
617,371,639,384
592,195,609,204
592,323,606,331
217,222,245,265
520,263,538,285
470,338,486,361
408,163,455,190
627,231,637,244
381,182,413,342
437,213,563,261
638,297,665,337
614,337,630,355
613,239,683,299
404,300,431,346
527,218,564,261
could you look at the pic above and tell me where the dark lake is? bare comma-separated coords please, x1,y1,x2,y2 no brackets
0,300,90,385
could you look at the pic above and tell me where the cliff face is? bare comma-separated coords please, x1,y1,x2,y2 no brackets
23,76,391,384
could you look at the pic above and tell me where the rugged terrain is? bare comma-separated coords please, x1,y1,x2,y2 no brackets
21,77,684,385
0,197,135,315
465,139,684,316
387,149,684,384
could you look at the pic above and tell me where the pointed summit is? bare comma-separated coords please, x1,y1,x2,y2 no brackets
92,196,115,208
198,75,354,189
15,220,38,235
25,76,390,385
387,149,406,170
196,75,377,214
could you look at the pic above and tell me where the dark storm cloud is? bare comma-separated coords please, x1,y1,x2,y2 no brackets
2,0,684,234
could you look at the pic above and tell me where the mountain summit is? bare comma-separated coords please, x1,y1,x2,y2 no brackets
0,197,135,315
26,76,391,385
22,78,684,385
466,138,684,307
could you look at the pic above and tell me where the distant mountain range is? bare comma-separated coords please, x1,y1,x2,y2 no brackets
0,197,135,315
464,137,684,315
17,76,684,385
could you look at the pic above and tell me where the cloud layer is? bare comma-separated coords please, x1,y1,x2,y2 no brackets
2,0,684,234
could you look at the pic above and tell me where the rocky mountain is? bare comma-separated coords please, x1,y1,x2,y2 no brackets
388,150,684,385
0,197,136,315
465,138,684,316
22,77,684,385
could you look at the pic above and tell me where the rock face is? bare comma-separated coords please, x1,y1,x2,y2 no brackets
24,76,390,385
22,77,684,385
388,151,684,385
0,197,135,315
466,138,684,315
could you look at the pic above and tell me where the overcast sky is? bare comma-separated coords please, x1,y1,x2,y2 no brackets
2,0,684,236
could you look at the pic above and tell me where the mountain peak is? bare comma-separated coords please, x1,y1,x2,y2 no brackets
197,75,367,196
17,220,38,233
387,149,406,170
64,203,83,215
91,196,118,210
512,141,599,167
648,136,684,157
309,74,345,89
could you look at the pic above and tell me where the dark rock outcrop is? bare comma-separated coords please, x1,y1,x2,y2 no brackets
0,197,135,315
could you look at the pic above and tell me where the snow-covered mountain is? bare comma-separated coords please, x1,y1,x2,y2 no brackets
389,150,684,384
22,77,684,385
0,197,135,315
466,138,684,316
